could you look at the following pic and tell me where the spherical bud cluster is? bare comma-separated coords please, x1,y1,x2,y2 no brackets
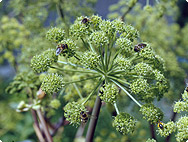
70,16,90,39
89,31,109,47
99,20,116,37
41,73,64,95
144,5,153,13
80,51,100,69
146,138,156,142
140,103,163,124
58,39,76,58
31,49,58,73
130,78,149,95
139,45,155,61
174,101,188,113
50,99,61,109
112,112,136,135
115,37,132,53
112,19,126,34
182,90,188,102
157,121,176,137
134,62,153,76
153,69,168,94
90,15,102,30
64,101,86,126
115,56,132,71
99,83,119,104
46,27,65,43
175,116,188,142
121,25,139,42
152,55,165,71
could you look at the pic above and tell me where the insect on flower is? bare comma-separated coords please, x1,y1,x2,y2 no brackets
56,43,68,56
157,120,164,129
134,43,147,52
80,111,89,123
81,18,89,24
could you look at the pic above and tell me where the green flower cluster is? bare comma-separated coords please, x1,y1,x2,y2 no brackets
115,56,132,71
157,121,176,137
31,49,58,73
175,116,188,142
99,83,119,104
64,101,86,126
46,27,65,43
112,112,136,135
80,51,100,69
134,62,153,76
41,73,64,95
89,31,109,47
50,99,61,109
174,90,188,113
146,138,156,142
140,103,163,124
6,71,40,95
115,38,132,55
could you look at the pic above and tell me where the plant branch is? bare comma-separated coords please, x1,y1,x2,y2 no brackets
85,95,102,142
36,109,53,142
73,83,83,99
149,123,156,140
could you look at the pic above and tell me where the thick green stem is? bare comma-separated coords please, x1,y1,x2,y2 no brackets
85,95,102,142
36,109,53,142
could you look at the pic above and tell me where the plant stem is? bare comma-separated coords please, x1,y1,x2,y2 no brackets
111,79,142,107
85,95,102,142
149,123,156,140
36,109,53,142
73,83,83,99
114,102,120,115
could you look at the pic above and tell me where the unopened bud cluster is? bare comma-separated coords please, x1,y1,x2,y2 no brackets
46,27,65,43
99,83,119,104
112,112,136,135
64,101,86,126
140,103,163,124
174,90,188,113
41,73,64,95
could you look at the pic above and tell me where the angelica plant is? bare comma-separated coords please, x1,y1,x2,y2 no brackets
30,15,168,141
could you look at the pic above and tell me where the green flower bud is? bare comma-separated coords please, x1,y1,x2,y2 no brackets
112,112,136,135
89,31,109,47
70,16,90,39
31,49,58,73
134,63,153,76
140,103,163,124
99,20,116,37
174,101,188,113
90,15,102,30
46,27,65,43
144,5,153,13
115,56,132,71
99,83,119,104
64,101,86,126
80,51,100,69
176,116,188,142
112,19,126,33
130,78,149,95
121,25,139,42
157,121,176,137
146,138,156,142
50,99,61,109
115,37,132,54
16,101,31,112
41,73,63,95
182,90,188,102
57,39,76,58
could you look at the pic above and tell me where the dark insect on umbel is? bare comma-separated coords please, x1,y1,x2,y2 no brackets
134,43,147,52
81,18,89,24
157,121,164,130
56,44,68,56
80,111,89,123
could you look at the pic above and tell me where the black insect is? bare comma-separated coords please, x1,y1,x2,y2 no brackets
80,111,89,123
56,44,68,56
134,43,147,52
81,18,89,24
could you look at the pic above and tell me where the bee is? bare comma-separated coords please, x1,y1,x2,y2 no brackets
81,17,89,24
134,43,147,52
80,111,89,123
157,121,164,130
37,88,46,99
56,43,68,56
